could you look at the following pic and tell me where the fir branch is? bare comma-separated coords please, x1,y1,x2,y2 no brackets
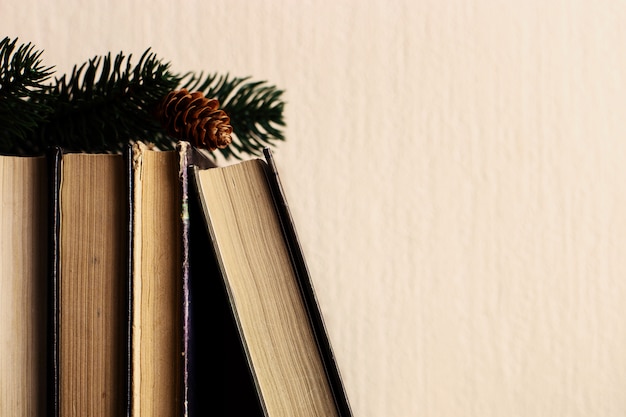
0,37,287,157
31,49,181,153
0,37,54,154
182,73,286,159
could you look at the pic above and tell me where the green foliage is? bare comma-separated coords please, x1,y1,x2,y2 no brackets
0,37,54,154
33,49,181,153
0,36,287,157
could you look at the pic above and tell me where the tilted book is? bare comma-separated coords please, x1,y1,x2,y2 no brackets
190,148,353,417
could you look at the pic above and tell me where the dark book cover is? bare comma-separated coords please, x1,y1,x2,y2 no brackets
123,145,134,417
262,148,353,417
46,147,61,417
177,142,192,417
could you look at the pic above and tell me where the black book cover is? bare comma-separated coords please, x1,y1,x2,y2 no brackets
263,149,353,417
46,147,61,417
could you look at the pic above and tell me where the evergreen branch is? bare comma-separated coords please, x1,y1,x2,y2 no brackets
0,36,54,154
182,73,286,159
31,49,181,153
0,37,287,158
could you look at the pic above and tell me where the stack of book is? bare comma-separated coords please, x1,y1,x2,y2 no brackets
0,142,353,417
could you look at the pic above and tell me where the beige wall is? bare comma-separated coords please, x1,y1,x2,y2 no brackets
4,1,626,415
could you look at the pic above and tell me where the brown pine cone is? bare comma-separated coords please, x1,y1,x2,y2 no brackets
155,88,233,151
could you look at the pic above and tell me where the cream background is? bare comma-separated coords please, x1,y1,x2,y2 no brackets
4,1,626,415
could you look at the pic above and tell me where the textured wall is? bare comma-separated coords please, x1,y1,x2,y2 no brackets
4,1,626,415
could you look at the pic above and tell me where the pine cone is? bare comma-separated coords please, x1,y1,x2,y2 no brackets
155,88,233,151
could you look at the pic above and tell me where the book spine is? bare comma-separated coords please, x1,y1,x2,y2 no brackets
177,141,192,417
179,142,216,416
46,148,62,417
124,146,134,417
262,148,354,417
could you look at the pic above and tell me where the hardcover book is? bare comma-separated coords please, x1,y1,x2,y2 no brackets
129,142,186,417
48,149,128,417
190,148,353,417
0,154,48,417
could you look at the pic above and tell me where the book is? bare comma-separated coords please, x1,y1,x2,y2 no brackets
48,149,128,417
0,154,48,417
129,142,188,417
191,148,353,417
